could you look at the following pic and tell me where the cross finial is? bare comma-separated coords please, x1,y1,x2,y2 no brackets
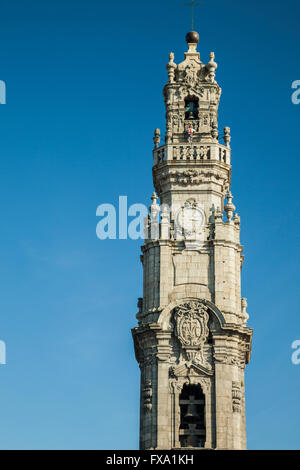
182,0,203,31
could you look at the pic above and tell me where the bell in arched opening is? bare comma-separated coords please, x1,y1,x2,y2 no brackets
185,97,199,120
179,384,206,448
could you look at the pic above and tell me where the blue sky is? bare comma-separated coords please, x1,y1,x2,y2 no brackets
0,0,299,449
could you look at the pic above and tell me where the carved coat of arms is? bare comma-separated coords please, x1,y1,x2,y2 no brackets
174,301,209,348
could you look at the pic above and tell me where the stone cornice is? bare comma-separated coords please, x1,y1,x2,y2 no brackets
132,323,173,364
210,239,243,250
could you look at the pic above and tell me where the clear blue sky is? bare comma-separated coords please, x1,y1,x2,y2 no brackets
0,0,299,450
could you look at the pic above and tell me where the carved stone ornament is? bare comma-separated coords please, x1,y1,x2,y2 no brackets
174,301,209,348
232,381,241,413
143,380,152,413
169,375,211,395
184,64,198,85
154,167,225,190
180,81,205,98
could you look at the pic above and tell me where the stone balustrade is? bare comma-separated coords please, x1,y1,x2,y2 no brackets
153,142,231,165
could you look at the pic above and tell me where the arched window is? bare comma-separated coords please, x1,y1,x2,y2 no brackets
185,97,199,120
179,384,206,448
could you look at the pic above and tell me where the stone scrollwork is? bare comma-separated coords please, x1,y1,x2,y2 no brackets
169,366,176,379
214,354,243,367
169,373,211,395
174,300,209,347
190,376,211,394
154,166,225,191
174,169,201,186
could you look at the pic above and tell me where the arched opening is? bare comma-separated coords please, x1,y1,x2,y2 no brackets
179,384,206,448
185,97,199,120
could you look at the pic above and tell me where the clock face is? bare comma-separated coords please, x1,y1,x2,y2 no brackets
176,205,205,235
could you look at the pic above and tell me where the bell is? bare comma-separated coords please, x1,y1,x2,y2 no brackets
184,404,199,420
186,435,198,447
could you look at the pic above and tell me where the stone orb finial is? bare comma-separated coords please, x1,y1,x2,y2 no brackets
185,31,199,44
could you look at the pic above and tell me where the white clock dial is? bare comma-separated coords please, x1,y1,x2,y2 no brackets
176,205,205,235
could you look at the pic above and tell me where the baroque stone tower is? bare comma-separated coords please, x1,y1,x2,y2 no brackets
132,31,252,450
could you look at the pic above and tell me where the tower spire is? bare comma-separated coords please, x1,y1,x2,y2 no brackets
182,0,203,31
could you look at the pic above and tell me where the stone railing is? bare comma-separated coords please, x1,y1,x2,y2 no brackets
153,142,231,165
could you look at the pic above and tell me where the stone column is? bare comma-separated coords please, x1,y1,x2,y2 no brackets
156,331,172,449
156,359,171,449
203,381,212,449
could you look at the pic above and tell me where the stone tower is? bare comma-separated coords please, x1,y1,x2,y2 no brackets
132,31,252,450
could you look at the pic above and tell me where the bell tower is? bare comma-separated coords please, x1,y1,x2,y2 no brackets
132,31,252,450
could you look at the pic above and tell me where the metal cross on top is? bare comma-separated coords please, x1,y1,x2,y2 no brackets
182,0,203,31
